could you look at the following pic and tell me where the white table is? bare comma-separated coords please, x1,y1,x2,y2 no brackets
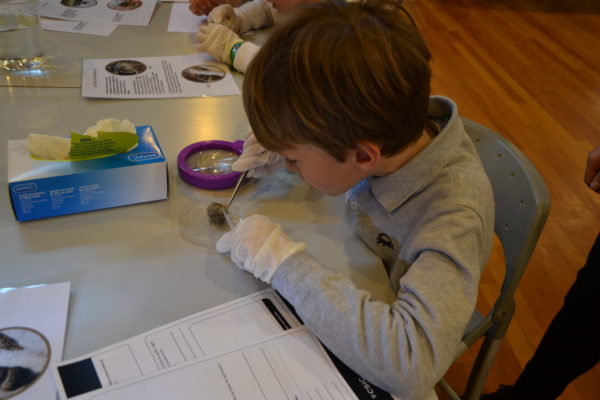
0,3,393,361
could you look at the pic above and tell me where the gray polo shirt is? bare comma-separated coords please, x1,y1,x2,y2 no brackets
272,96,495,400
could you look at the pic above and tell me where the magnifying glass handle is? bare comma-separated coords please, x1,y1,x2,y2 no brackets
223,209,235,229
226,171,248,211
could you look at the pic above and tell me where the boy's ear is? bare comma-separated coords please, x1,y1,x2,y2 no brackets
352,141,381,171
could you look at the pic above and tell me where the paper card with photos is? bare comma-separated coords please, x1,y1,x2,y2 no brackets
39,0,158,26
81,54,241,99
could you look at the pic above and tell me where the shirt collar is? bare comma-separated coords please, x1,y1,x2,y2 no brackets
370,96,464,211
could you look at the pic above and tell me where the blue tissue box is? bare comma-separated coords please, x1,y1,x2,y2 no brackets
7,125,168,222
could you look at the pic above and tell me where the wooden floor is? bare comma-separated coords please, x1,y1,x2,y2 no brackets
401,0,600,398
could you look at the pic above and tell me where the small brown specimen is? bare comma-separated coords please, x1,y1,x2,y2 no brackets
207,202,227,226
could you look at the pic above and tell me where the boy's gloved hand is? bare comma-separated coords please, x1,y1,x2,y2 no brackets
216,215,305,284
232,131,285,178
196,23,243,65
208,4,242,33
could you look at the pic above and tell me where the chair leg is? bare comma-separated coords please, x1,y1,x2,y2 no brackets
463,337,503,400
437,378,462,400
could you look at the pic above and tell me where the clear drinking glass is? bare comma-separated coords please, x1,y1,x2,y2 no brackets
0,0,44,71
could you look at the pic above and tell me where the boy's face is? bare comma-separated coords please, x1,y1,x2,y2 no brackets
266,0,309,13
279,143,367,196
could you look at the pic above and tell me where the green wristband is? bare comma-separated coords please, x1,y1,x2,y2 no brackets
229,42,244,69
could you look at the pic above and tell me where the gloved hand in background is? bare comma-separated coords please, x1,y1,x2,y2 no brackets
216,215,306,283
208,0,276,35
197,23,243,65
189,0,242,16
208,4,243,32
196,23,260,73
231,131,285,178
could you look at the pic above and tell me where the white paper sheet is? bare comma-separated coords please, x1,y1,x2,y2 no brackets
39,0,158,26
82,54,240,98
72,327,359,400
52,289,301,399
0,282,71,400
42,18,119,36
168,2,205,33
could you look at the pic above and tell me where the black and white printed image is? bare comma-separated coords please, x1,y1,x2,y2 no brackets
181,65,226,83
60,0,98,8
105,59,147,76
0,327,50,399
107,0,143,11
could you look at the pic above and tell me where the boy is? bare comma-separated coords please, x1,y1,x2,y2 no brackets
216,1,495,398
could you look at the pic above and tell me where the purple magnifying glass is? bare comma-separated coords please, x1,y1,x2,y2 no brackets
177,140,245,190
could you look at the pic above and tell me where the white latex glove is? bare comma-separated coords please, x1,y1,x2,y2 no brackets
231,131,285,178
196,23,243,64
208,4,242,32
216,215,305,283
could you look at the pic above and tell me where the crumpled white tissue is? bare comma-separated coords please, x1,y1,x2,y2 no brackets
27,118,136,160
82,118,135,138
27,134,71,160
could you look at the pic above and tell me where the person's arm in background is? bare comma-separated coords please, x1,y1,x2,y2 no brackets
584,145,600,193
196,24,260,73
197,0,276,73
189,0,243,17
208,0,276,34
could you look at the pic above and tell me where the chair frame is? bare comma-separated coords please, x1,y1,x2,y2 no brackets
437,118,551,400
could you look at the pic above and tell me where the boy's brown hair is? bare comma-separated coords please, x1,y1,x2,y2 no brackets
243,0,432,162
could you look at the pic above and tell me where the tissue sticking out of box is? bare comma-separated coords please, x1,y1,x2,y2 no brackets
27,118,138,161
27,134,71,161
82,118,135,138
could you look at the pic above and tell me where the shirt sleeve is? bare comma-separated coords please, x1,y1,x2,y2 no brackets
232,41,260,73
271,205,488,400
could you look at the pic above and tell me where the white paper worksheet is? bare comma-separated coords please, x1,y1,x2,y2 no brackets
42,18,119,36
52,289,302,399
67,327,359,400
82,54,241,98
168,2,205,33
0,282,71,400
39,0,158,26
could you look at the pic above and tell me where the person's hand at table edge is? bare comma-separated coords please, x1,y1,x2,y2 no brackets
584,145,600,193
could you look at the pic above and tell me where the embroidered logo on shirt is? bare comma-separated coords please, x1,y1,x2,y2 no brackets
376,233,394,249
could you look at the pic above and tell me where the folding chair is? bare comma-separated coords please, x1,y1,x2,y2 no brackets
437,118,551,400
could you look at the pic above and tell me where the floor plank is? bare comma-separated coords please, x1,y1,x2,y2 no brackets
403,1,600,398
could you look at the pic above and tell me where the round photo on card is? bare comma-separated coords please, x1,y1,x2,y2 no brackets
61,0,97,8
0,327,50,399
105,60,147,76
181,65,226,83
107,0,142,11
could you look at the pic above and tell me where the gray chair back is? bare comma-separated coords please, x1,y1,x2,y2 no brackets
438,118,551,400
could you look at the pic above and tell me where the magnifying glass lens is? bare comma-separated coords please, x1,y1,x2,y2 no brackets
186,149,239,175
